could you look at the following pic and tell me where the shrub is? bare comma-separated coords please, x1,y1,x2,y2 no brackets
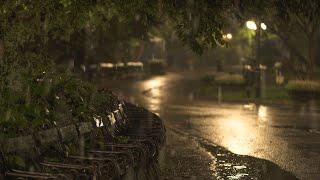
285,80,320,94
148,59,167,74
0,69,118,138
214,73,245,86
202,74,215,84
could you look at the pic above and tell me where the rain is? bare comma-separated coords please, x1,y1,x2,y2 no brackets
0,1,320,179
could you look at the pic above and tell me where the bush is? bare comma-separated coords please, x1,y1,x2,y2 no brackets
202,74,215,84
214,73,245,86
285,80,320,94
148,59,167,74
0,68,119,138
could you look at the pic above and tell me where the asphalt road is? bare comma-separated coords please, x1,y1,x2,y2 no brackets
99,72,320,180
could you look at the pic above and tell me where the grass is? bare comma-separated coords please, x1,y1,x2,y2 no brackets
214,73,245,86
199,66,320,105
199,70,320,105
199,85,290,101
285,80,320,93
199,84,295,104
199,74,296,104
148,59,167,75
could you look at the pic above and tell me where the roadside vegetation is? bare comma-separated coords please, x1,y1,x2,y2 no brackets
201,71,320,104
0,70,117,138
1,0,320,140
148,59,167,75
214,73,245,86
286,80,320,98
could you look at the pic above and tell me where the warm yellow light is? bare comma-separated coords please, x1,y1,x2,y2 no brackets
150,36,163,43
260,23,267,30
223,33,232,40
226,33,232,39
146,78,163,89
258,105,268,122
246,21,257,30
142,77,166,112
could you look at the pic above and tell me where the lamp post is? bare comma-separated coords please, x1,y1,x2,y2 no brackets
217,33,233,72
246,20,267,98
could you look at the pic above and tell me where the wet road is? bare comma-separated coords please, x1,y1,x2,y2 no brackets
99,72,320,180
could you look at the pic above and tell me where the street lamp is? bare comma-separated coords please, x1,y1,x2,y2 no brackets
223,33,233,40
246,21,267,31
260,23,267,30
246,21,257,30
226,33,233,40
245,20,267,98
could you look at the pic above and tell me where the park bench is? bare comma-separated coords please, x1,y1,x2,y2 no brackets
0,91,165,179
0,121,120,179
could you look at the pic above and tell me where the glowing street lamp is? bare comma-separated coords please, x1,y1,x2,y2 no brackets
260,23,267,30
226,33,233,40
245,20,267,98
246,21,267,31
223,33,233,40
246,21,257,30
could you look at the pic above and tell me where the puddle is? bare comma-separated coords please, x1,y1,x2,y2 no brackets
200,140,299,180
169,126,299,180
233,165,246,170
227,173,249,179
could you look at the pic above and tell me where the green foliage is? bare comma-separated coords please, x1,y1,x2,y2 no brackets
89,90,114,123
116,136,130,144
148,59,167,74
6,155,26,169
285,80,320,93
0,0,253,139
214,73,245,86
163,0,232,54
238,0,320,79
202,74,216,85
202,73,246,87
0,0,147,138
0,68,118,138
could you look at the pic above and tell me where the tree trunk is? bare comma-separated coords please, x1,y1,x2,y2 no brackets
135,42,145,60
71,29,87,74
216,59,223,72
306,34,316,80
0,40,3,60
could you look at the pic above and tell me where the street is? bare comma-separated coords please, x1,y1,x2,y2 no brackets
99,72,320,180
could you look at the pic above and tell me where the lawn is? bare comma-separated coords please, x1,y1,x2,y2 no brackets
199,74,319,105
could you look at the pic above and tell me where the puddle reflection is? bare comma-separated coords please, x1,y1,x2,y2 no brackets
258,105,268,122
140,77,167,112
215,108,256,155
172,103,271,155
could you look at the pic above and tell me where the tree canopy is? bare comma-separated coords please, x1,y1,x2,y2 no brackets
238,0,320,79
1,0,320,82
1,0,320,138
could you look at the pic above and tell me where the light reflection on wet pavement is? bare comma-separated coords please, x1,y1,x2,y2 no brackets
99,72,320,180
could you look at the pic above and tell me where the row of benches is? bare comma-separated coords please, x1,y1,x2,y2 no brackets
0,97,165,179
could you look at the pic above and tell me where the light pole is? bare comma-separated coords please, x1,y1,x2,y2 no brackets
217,33,233,72
246,20,267,98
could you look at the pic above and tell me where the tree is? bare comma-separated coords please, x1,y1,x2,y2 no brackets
0,0,163,138
162,0,233,54
273,0,320,79
0,0,161,82
238,0,320,79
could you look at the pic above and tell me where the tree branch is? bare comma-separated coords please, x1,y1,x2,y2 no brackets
268,26,307,64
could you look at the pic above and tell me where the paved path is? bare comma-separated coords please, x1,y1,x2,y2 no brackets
99,72,320,179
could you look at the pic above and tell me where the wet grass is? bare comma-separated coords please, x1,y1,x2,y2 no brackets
199,69,320,105
197,80,320,105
